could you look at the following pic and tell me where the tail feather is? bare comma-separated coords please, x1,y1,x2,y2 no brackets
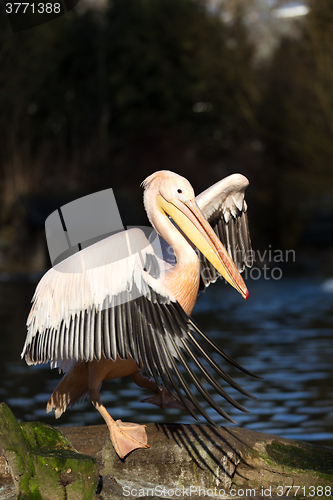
46,361,89,418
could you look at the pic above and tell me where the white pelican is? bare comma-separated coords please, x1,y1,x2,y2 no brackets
21,170,254,458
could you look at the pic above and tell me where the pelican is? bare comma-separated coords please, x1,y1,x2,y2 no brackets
21,171,254,458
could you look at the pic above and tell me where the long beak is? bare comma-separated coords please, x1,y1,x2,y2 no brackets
156,195,249,300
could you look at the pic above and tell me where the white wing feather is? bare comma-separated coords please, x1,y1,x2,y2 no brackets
196,173,249,222
22,228,174,363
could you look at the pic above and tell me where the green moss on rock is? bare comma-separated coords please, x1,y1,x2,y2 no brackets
0,402,98,500
20,421,75,452
266,440,333,472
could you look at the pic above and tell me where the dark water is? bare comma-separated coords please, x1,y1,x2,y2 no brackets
1,275,333,447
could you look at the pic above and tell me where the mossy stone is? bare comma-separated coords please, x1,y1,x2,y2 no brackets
0,402,98,500
266,440,333,472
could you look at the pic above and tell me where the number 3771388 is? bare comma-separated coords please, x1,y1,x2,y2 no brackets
5,3,61,14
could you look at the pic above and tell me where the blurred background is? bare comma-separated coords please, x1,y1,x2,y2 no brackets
0,0,332,446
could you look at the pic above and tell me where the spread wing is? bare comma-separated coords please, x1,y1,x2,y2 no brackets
22,227,255,424
196,173,253,288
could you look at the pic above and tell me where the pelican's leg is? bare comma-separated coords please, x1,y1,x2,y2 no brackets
88,381,149,459
88,363,149,458
131,369,195,410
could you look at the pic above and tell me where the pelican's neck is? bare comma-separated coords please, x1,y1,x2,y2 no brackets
151,207,201,315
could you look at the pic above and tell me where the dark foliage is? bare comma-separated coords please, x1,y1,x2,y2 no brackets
1,0,333,271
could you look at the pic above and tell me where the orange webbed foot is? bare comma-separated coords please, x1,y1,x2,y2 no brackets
109,420,149,459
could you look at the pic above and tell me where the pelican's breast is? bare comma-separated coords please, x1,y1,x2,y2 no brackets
164,257,200,315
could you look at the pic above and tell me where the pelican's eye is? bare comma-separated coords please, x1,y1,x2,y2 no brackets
172,185,187,200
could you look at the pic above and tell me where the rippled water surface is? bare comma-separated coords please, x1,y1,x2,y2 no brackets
1,275,332,446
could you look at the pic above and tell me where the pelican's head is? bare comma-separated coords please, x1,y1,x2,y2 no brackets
142,170,249,300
